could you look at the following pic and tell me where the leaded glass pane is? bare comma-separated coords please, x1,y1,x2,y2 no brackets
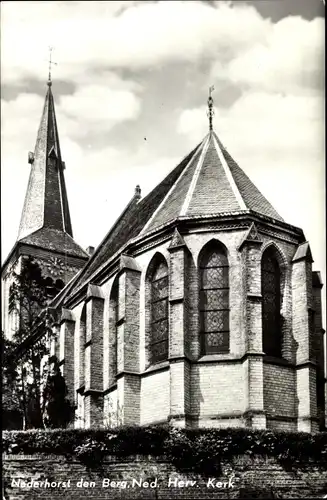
262,256,276,274
152,319,168,343
199,246,230,354
203,310,229,332
152,299,168,322
151,340,168,363
201,267,228,289
150,260,169,363
200,289,229,310
261,251,281,357
153,262,168,281
152,276,168,302
263,272,277,293
204,331,229,353
202,250,228,268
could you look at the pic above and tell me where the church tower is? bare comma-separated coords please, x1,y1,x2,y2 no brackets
1,77,88,339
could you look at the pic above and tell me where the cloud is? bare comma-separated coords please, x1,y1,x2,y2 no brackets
1,1,269,84
215,16,324,94
58,85,141,139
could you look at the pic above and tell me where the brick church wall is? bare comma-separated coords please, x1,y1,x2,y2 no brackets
140,368,170,425
57,221,323,432
263,363,297,431
190,362,247,420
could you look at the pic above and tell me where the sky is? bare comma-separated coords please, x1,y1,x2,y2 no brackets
1,0,325,321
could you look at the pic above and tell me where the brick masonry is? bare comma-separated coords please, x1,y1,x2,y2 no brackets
3,453,327,499
40,220,325,432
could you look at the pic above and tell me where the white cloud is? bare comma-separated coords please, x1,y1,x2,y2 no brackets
211,16,324,94
1,1,269,84
58,85,141,139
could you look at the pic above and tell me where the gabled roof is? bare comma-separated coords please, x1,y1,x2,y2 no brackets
18,83,73,241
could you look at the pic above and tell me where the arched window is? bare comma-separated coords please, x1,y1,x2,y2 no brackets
150,259,169,364
79,305,86,387
261,248,281,357
44,277,56,299
199,242,229,354
109,279,118,379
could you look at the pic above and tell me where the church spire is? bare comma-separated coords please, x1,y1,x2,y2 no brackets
18,80,73,241
207,85,215,132
47,46,57,88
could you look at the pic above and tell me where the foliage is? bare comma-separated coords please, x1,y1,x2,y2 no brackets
42,356,74,429
4,257,55,429
3,425,327,474
1,331,24,429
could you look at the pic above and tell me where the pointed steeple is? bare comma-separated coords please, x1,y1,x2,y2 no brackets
18,83,73,241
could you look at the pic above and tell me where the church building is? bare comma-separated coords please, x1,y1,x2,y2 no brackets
2,79,326,433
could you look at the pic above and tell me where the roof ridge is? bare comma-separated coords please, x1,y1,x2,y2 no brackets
139,136,207,235
215,135,283,222
212,132,247,211
180,135,210,216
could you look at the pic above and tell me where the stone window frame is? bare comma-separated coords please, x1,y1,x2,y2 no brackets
145,252,170,367
198,239,230,355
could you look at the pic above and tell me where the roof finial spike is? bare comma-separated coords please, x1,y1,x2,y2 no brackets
207,85,215,132
47,46,57,87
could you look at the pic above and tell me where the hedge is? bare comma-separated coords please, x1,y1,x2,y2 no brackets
3,426,327,474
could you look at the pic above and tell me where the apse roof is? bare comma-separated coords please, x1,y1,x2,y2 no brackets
66,130,284,298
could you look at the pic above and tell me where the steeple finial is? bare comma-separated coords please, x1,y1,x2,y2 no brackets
207,85,215,131
47,46,57,87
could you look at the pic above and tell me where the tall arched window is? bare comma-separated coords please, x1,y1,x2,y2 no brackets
79,305,86,387
261,248,281,357
109,279,118,379
150,259,169,364
199,242,229,354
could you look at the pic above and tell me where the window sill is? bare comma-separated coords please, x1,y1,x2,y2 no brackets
198,353,236,363
144,360,170,374
263,355,292,367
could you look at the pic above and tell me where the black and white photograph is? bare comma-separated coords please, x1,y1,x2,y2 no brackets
1,1,326,498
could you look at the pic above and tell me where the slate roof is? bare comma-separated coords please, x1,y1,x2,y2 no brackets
65,130,283,299
142,131,283,234
19,227,89,259
13,83,88,262
67,143,201,293
292,241,313,263
18,83,73,242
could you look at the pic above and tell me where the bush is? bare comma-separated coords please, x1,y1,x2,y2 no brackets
3,426,327,473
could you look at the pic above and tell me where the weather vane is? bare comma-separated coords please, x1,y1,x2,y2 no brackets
47,46,57,86
207,85,215,131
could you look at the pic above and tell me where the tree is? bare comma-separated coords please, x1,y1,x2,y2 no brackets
42,356,73,429
6,256,54,429
1,331,23,429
